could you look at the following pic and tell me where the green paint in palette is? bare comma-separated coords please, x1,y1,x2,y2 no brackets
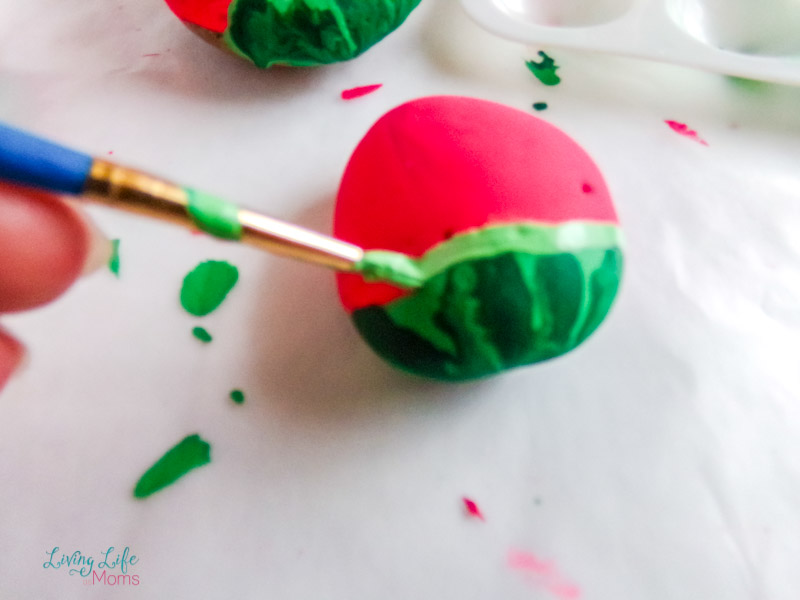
180,260,239,316
133,434,211,499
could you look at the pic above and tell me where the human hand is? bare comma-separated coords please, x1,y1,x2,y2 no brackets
0,182,110,391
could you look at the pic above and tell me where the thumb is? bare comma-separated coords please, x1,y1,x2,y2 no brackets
0,182,111,391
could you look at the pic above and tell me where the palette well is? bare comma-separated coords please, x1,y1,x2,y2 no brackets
461,0,800,84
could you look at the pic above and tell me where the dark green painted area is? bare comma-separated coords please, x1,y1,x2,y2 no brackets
133,434,211,499
352,248,623,381
230,389,245,404
526,51,561,86
225,0,421,68
532,102,548,111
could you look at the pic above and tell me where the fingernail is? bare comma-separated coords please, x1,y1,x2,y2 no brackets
65,201,114,276
0,329,27,391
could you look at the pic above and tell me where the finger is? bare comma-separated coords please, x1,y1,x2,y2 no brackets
0,327,25,392
0,182,103,312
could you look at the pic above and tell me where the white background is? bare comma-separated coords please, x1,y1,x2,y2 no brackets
1,0,799,598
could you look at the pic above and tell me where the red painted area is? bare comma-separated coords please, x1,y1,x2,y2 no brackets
508,549,581,599
335,96,619,312
665,120,708,146
163,0,232,33
462,497,484,520
341,84,383,100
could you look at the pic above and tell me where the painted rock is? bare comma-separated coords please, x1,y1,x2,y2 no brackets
335,96,624,381
163,0,421,67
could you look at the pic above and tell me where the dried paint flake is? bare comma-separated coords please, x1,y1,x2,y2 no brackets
230,389,245,405
341,84,383,100
192,326,213,343
665,120,709,146
180,260,239,316
532,102,548,111
526,52,561,86
508,549,581,599
108,239,121,277
133,434,211,499
462,497,484,520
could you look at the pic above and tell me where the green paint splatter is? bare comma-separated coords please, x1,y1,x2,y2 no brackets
526,52,561,86
180,260,239,317
185,188,242,240
133,434,211,499
192,326,213,343
108,239,120,277
532,102,548,111
224,0,421,68
230,389,245,404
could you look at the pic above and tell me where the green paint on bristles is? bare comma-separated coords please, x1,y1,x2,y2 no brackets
180,260,239,317
185,188,242,240
230,389,245,404
133,434,211,499
108,239,121,277
526,51,561,86
192,326,213,343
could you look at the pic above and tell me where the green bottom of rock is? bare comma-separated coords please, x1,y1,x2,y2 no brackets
352,247,623,381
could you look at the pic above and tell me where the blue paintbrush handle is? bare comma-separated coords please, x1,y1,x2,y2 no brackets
0,122,93,195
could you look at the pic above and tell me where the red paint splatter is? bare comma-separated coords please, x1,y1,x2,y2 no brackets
164,0,232,33
107,150,114,155
665,120,708,146
341,84,383,100
508,549,581,599
462,497,484,520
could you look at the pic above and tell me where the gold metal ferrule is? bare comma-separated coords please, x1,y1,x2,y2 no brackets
83,159,190,226
83,158,364,273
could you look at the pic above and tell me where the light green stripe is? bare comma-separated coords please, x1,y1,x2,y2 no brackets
185,188,243,240
355,221,623,288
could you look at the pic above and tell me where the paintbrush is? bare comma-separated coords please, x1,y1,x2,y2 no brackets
0,121,384,277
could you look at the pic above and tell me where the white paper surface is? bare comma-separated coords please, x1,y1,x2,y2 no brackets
1,1,799,598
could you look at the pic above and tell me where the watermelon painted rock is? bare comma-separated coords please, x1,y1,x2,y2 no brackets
163,0,421,67
336,96,624,381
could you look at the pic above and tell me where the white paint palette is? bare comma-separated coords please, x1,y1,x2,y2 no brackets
460,0,800,85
